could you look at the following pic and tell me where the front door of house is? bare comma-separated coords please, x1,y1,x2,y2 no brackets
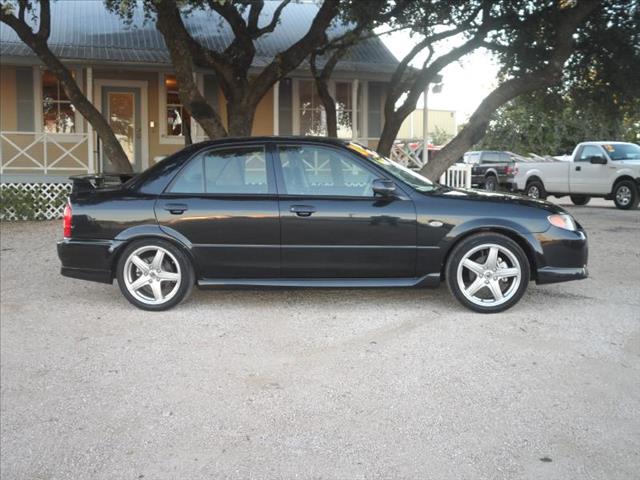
101,86,142,173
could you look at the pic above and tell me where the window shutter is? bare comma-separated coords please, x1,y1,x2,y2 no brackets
203,74,219,112
278,78,293,135
16,67,34,132
367,82,384,138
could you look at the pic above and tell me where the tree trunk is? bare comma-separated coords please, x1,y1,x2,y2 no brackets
315,78,337,138
155,1,228,140
227,105,256,137
377,118,403,157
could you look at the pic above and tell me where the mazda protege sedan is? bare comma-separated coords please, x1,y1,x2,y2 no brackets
57,137,588,313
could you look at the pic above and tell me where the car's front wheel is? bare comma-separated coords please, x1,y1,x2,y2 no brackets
116,239,194,311
446,233,530,313
613,180,639,210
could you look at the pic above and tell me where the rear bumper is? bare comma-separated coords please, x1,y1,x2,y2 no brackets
534,227,588,285
57,238,119,284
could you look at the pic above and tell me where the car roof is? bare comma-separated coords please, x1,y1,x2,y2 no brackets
188,136,352,149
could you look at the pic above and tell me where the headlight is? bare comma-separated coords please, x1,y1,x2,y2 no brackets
548,213,577,231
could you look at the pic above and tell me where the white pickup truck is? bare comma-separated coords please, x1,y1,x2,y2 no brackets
507,142,640,210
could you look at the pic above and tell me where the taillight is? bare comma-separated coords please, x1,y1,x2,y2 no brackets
63,203,72,238
505,165,518,175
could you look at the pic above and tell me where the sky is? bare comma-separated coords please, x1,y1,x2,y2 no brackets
381,29,501,126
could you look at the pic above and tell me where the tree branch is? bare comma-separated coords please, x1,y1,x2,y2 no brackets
418,0,600,180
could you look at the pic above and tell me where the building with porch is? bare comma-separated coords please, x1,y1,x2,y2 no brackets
0,1,400,184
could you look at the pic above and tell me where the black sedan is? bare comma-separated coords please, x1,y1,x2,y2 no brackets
58,137,588,313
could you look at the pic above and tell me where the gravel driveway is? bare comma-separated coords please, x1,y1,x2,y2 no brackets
1,199,639,480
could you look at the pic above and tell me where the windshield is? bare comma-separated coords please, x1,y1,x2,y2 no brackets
346,143,436,192
602,143,640,160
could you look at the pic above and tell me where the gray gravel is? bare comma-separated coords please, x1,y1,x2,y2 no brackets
1,198,639,480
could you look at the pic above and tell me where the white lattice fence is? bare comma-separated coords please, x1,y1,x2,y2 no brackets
0,182,71,221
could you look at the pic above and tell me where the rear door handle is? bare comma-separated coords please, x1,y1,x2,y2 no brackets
575,166,581,171
290,205,316,217
164,203,188,215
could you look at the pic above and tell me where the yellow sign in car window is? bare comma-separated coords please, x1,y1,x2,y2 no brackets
603,144,615,152
346,142,373,158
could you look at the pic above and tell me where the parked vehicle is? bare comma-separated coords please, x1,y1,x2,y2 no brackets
58,137,588,314
463,151,518,191
508,142,640,209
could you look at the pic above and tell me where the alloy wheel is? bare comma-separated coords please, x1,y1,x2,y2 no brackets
456,243,522,307
123,246,182,305
616,185,632,207
527,186,540,199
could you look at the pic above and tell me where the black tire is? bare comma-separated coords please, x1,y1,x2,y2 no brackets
612,180,639,210
446,232,530,314
570,195,591,206
116,238,194,311
525,180,547,200
484,175,498,192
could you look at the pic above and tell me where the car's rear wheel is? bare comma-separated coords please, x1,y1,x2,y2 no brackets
446,233,530,313
116,239,194,311
613,180,639,210
484,175,498,191
525,180,546,200
570,195,591,206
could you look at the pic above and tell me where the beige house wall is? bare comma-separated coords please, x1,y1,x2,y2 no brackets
397,108,457,141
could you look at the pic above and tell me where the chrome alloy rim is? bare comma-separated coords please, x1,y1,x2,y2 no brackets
123,246,181,305
616,185,631,206
456,244,522,307
527,186,540,199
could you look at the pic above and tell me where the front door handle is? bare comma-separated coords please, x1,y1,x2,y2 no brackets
290,205,316,217
575,166,581,171
164,203,188,215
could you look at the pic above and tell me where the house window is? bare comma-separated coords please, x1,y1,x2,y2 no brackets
296,79,361,139
164,74,191,137
42,70,76,134
298,79,327,136
335,81,353,138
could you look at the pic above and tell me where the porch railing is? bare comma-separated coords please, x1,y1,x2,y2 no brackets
0,131,90,175
390,140,472,189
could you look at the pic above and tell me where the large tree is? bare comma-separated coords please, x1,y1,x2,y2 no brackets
110,0,342,138
1,0,133,172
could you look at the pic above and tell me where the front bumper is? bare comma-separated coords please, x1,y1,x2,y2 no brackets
57,238,119,284
533,226,588,285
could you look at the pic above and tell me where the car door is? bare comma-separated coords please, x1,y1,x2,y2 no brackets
274,143,417,278
570,145,610,194
155,144,280,278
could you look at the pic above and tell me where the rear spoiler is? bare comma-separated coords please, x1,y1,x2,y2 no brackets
69,173,136,195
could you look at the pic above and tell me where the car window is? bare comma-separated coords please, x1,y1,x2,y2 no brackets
482,152,499,163
577,145,605,162
278,145,377,197
500,153,511,163
463,152,480,164
169,147,268,194
602,143,640,160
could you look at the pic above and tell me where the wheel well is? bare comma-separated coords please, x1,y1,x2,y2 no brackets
441,228,538,281
109,235,196,280
612,175,637,193
526,175,542,186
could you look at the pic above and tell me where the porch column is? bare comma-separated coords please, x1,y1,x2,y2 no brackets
351,79,359,141
422,85,429,165
273,81,279,135
86,67,95,174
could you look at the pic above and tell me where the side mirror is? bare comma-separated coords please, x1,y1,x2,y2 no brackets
372,179,397,198
589,156,607,165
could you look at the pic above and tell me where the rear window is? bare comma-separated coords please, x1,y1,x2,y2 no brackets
169,147,268,194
